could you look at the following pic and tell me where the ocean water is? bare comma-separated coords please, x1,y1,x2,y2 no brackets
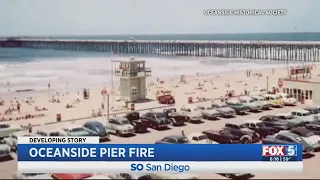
16,32,320,41
0,48,297,95
0,32,318,97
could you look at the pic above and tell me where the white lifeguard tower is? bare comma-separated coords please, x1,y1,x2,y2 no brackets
113,57,151,102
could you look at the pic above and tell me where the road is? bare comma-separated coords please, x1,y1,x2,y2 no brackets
0,104,318,179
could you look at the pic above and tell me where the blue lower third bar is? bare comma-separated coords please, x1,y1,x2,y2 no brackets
262,156,298,162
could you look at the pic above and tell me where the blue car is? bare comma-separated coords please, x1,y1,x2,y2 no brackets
83,121,110,141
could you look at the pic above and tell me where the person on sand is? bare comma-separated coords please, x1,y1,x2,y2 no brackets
101,102,104,110
181,130,185,137
97,109,102,116
17,102,21,113
28,123,32,133
91,109,96,117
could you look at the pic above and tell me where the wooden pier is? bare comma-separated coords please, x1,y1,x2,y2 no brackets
1,38,320,61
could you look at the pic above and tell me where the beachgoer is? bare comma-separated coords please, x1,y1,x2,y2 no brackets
17,102,20,113
101,102,105,110
91,109,96,117
181,130,185,137
28,123,32,133
98,109,102,116
48,83,51,89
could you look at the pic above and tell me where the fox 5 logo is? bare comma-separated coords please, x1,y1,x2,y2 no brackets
262,145,297,156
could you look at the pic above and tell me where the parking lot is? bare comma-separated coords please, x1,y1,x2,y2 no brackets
0,103,319,179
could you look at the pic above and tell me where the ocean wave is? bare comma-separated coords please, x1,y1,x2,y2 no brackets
0,50,306,92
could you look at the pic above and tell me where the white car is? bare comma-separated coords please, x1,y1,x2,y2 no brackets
250,87,268,96
0,123,21,139
187,133,218,144
197,104,221,119
105,117,135,136
12,173,53,179
238,96,262,111
36,128,66,136
290,109,319,123
250,95,273,110
180,105,203,123
0,140,11,158
4,131,35,151
276,93,297,106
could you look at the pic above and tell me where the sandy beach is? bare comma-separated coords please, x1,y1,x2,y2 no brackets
0,64,291,126
0,62,319,179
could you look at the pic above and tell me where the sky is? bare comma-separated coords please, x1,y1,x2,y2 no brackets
0,0,318,36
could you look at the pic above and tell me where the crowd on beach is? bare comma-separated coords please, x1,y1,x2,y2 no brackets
0,66,285,126
0,97,48,122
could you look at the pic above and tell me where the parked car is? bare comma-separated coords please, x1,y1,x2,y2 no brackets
179,105,203,123
262,131,314,154
36,129,67,137
52,174,93,180
163,108,185,126
225,99,250,115
304,107,320,115
0,140,11,158
187,132,218,144
105,117,135,136
276,93,297,106
259,115,294,130
0,123,21,139
223,123,260,143
288,127,320,150
290,109,319,123
261,94,284,107
141,111,170,129
155,135,190,144
212,101,236,117
83,121,110,141
238,96,262,112
4,131,35,151
202,129,242,144
275,113,307,126
12,173,53,179
197,104,221,119
61,124,98,136
125,111,149,133
250,87,267,96
305,122,320,135
239,119,278,138
250,95,273,110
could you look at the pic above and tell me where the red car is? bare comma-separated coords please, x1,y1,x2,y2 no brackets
52,173,93,179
